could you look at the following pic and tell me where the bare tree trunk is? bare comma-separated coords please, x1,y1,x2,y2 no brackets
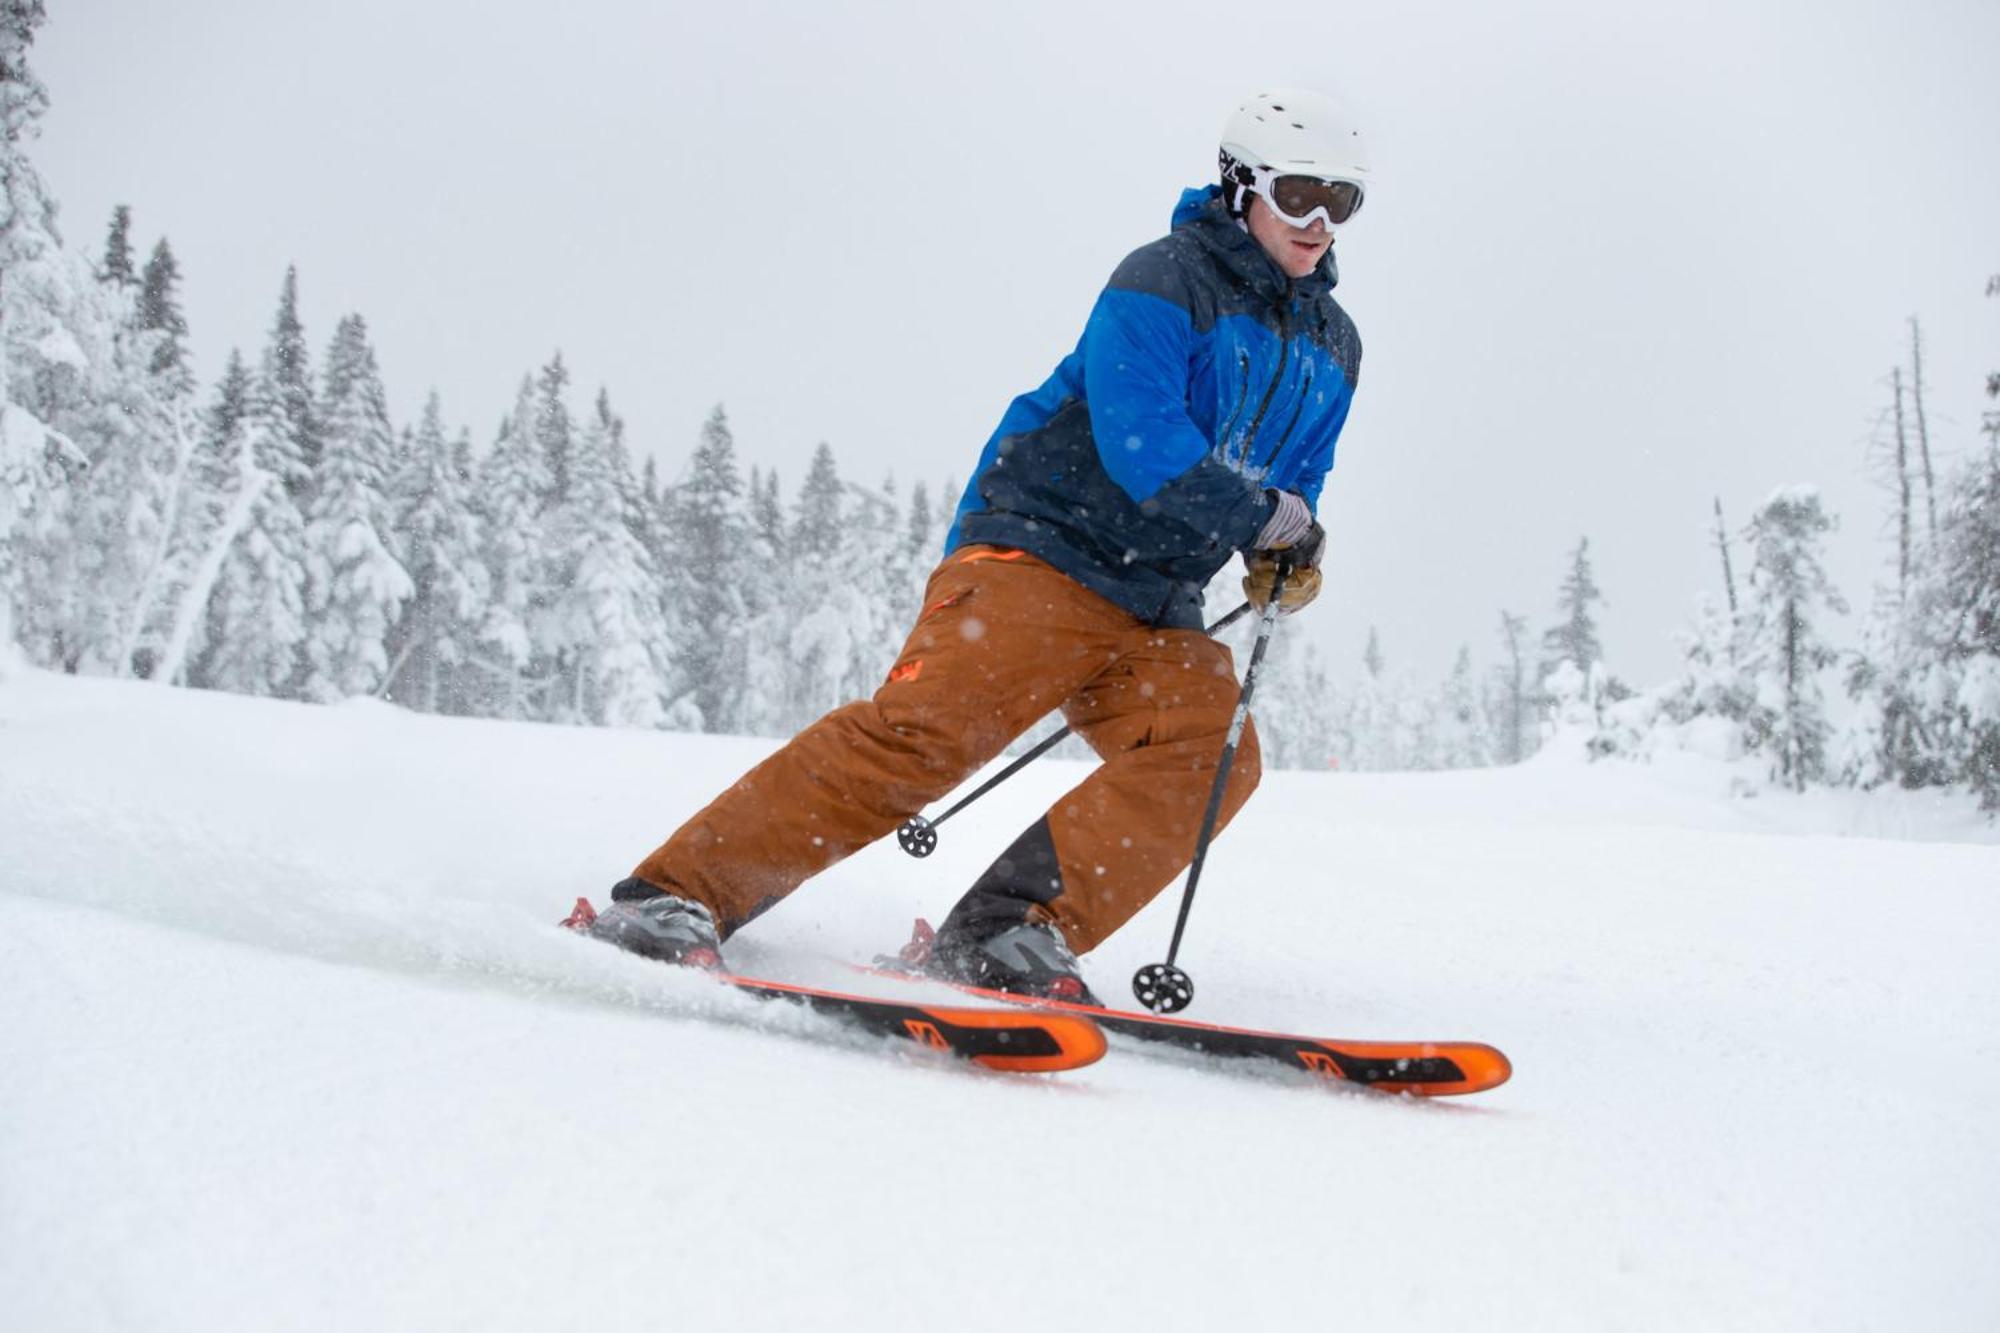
1892,365,1913,605
114,397,195,677
1712,495,1739,623
155,462,270,688
1909,316,1937,542
375,631,421,703
1498,610,1528,765
1784,598,1802,791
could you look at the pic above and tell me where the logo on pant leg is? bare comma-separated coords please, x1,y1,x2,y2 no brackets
888,659,924,684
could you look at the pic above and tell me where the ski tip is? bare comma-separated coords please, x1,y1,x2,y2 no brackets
925,1004,1109,1073
1396,1042,1512,1097
560,897,598,931
1457,1043,1513,1095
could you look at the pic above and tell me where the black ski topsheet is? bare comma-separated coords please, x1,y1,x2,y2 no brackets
715,972,1107,1073
856,962,1510,1097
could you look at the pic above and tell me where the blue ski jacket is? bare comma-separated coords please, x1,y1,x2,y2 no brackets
946,185,1362,629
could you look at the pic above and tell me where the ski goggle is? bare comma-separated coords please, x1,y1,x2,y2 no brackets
1247,165,1365,229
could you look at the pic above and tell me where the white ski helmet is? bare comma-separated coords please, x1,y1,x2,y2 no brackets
1219,88,1371,225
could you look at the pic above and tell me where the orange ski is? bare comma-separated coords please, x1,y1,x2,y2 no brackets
562,899,1103,1073
858,950,1508,1097
718,972,1107,1074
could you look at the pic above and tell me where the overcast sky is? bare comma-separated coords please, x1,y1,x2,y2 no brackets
33,0,2000,684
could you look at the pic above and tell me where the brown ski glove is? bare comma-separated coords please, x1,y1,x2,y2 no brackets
1243,553,1323,614
1242,496,1326,615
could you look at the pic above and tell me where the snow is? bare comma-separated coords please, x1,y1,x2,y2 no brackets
3,669,1996,1331
0,400,86,474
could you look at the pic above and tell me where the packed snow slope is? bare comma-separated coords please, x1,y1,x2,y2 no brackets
3,669,1996,1332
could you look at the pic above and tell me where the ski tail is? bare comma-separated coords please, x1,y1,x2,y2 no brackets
563,900,1104,1073
718,974,1106,1073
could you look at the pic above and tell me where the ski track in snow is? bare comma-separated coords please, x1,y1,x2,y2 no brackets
3,669,1997,1331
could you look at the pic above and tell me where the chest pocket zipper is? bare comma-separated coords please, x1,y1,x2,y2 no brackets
1262,363,1314,474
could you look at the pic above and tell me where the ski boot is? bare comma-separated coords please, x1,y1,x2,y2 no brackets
926,916,1099,1006
562,879,723,969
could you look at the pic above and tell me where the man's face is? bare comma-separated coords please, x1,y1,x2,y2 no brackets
1245,195,1333,280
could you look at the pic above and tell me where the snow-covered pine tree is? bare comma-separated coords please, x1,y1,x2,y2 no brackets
1330,627,1408,770
262,267,318,501
731,464,788,735
114,234,210,679
166,350,262,689
1255,632,1336,771
596,390,657,566
137,239,191,396
1907,440,2000,808
19,195,195,680
1845,335,1962,792
534,352,573,512
904,479,932,561
1739,487,1847,791
1540,536,1604,680
0,0,91,666
808,470,910,710
792,441,841,558
201,353,311,697
472,376,550,719
1658,591,1753,751
1432,645,1490,769
156,270,309,701
517,353,588,714
665,405,749,732
545,388,672,728
301,313,410,701
382,392,487,713
777,439,857,732
97,204,136,289
866,473,923,641
1986,275,2000,450
751,466,785,557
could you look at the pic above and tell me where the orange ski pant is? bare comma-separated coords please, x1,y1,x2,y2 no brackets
629,546,1260,954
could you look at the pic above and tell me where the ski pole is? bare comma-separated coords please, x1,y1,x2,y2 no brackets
1131,559,1291,1014
895,600,1256,858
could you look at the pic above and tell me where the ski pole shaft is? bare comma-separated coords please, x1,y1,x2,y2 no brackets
896,601,1254,857
921,727,1071,831
1162,570,1288,967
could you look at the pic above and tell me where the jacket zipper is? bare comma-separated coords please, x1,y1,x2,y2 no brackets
1241,305,1291,464
1261,363,1313,473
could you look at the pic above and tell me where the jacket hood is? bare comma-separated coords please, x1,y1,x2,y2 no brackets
1171,184,1339,296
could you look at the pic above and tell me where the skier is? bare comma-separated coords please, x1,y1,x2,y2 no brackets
586,89,1368,1003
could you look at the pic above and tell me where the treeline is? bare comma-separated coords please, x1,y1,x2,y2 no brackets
1359,313,1998,809
4,7,1996,806
4,232,951,735
1256,336,2000,810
